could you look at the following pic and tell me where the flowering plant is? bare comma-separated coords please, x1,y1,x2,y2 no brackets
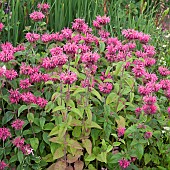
0,3,170,170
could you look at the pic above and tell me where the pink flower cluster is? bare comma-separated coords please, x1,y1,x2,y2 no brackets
93,15,110,29
122,29,150,43
9,89,48,108
72,18,89,33
118,158,130,169
37,3,50,13
11,119,25,130
117,127,126,137
25,33,40,43
30,11,45,22
0,127,11,141
0,160,8,170
0,22,4,31
60,71,77,84
98,82,113,94
12,137,33,155
81,52,100,65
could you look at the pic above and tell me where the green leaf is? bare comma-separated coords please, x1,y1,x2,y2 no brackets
114,61,124,76
82,139,92,155
30,138,39,151
72,87,86,96
40,117,46,129
52,106,65,113
49,126,60,136
106,92,118,105
53,147,65,160
43,132,50,145
18,105,28,117
27,113,34,123
72,126,81,138
17,151,24,164
99,41,105,52
116,102,125,112
85,154,96,162
89,121,102,129
113,142,121,146
115,116,125,128
135,143,144,160
144,153,151,165
70,108,83,118
9,155,17,163
96,152,107,163
2,111,14,125
44,123,54,130
91,88,102,101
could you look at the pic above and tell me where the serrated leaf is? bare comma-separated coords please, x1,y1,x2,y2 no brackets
27,113,34,123
91,88,102,101
116,102,125,112
106,92,117,105
85,154,96,162
144,153,151,165
135,143,144,160
52,106,65,113
40,117,46,129
2,111,14,125
82,139,92,155
96,152,107,163
17,151,24,163
53,147,65,160
18,105,27,117
74,160,84,170
70,108,83,118
30,138,39,151
114,61,124,76
115,116,125,128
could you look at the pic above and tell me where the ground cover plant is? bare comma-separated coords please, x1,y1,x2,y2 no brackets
0,2,170,170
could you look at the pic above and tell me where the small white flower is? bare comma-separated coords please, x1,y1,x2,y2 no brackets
163,127,170,131
165,34,170,38
162,45,167,48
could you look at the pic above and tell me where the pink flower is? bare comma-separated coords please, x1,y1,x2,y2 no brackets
81,79,95,88
93,20,102,29
51,32,63,41
25,33,40,43
12,137,25,148
21,92,36,104
37,3,50,13
100,71,112,81
78,44,90,54
143,45,156,57
144,58,156,67
98,82,113,94
63,42,78,55
132,65,146,77
160,79,170,90
118,158,130,169
0,128,11,141
144,131,152,139
30,73,42,83
143,96,157,105
158,66,170,76
21,144,34,155
41,57,54,69
61,28,72,39
0,160,8,170
51,54,68,66
60,71,77,84
20,63,33,75
41,33,52,43
98,30,110,39
14,44,25,52
19,79,31,89
122,29,140,40
72,18,89,33
0,23,4,31
50,46,63,56
0,66,6,77
81,52,100,65
135,107,142,117
11,119,25,130
0,51,15,62
5,69,18,80
117,127,126,137
36,97,48,108
142,104,157,114
30,11,45,22
139,32,150,44
167,107,170,114
95,15,110,25
9,89,21,104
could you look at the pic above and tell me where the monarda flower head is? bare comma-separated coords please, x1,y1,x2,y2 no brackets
30,11,45,22
142,104,157,114
0,160,8,170
63,42,78,55
11,119,25,130
98,82,113,94
36,97,48,108
12,137,25,148
158,66,170,76
143,96,157,105
25,33,40,43
61,28,72,40
19,78,31,89
60,71,77,84
0,23,4,31
9,89,21,104
118,158,130,169
117,127,126,137
95,15,110,26
72,18,89,33
41,33,53,43
81,52,100,65
144,131,152,139
21,92,36,104
37,3,50,13
0,127,11,141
